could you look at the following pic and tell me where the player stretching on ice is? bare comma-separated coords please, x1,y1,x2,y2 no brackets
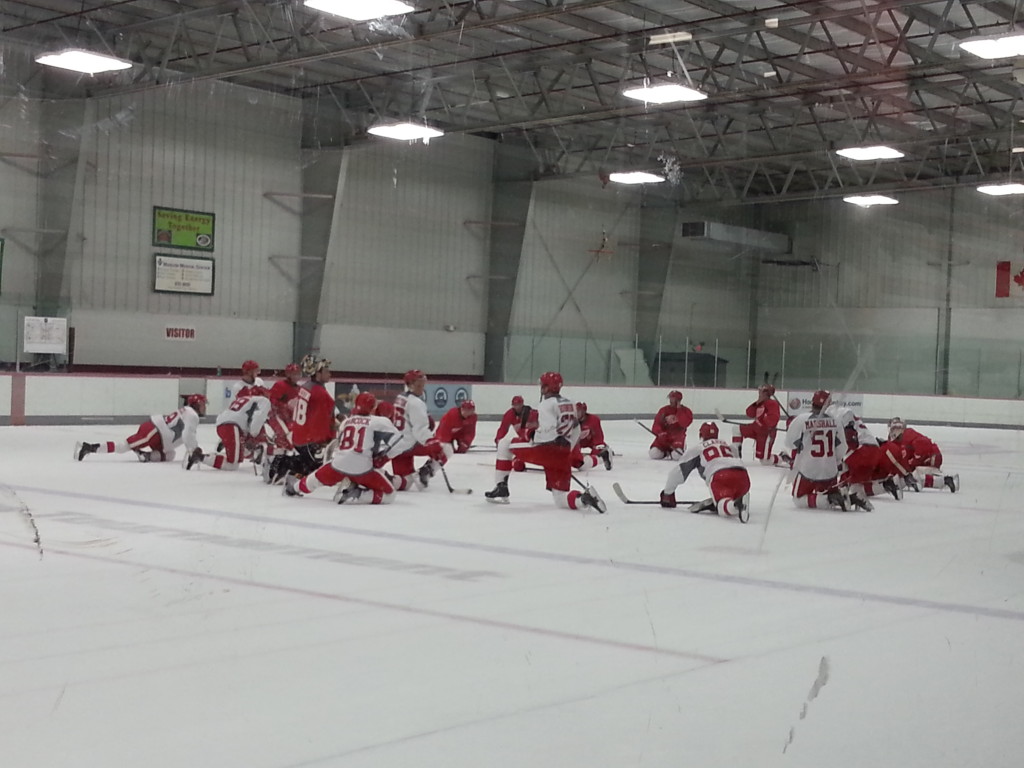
485,372,606,513
76,394,207,463
660,422,750,522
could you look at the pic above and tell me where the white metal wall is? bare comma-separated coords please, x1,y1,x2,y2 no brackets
506,176,641,383
317,135,493,373
62,83,302,367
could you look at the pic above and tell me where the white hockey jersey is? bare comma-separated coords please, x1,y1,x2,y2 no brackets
786,411,844,481
229,378,266,401
216,394,271,437
532,394,580,446
149,406,201,453
676,438,745,483
826,405,879,454
329,414,413,476
394,390,433,445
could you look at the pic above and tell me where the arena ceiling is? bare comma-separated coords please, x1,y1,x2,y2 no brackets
4,0,1024,203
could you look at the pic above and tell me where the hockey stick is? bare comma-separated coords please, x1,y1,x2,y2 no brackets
714,408,781,432
634,419,655,435
439,464,473,495
611,483,699,506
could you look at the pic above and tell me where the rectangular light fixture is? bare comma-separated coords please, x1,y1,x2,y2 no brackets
977,183,1024,196
305,0,414,21
843,194,899,207
622,82,707,104
35,49,132,75
649,31,693,46
959,33,1024,60
836,145,904,161
609,171,665,185
367,122,444,141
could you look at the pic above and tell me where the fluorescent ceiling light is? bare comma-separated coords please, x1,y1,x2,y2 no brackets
622,82,707,104
367,122,443,141
649,31,693,45
959,33,1024,60
1011,147,1024,154
608,171,665,185
35,49,132,75
836,145,904,161
305,0,414,21
977,183,1024,196
843,195,899,207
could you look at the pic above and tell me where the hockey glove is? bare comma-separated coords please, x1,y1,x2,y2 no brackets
660,491,677,508
372,453,390,469
425,438,445,462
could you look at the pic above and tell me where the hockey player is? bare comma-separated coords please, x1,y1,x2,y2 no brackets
485,371,606,513
495,395,528,444
267,356,337,483
391,370,446,490
435,400,478,458
230,360,265,401
660,422,750,522
886,418,959,493
572,402,612,471
827,404,902,504
731,382,784,464
259,362,302,471
785,390,867,511
649,390,693,460
284,393,412,505
187,389,271,471
76,394,207,463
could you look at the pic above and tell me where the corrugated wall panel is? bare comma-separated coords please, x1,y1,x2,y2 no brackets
67,83,302,322
319,135,492,333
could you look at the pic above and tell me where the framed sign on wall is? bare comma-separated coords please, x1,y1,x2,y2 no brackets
153,253,215,295
152,205,216,251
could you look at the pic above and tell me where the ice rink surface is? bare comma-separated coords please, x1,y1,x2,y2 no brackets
2,419,1023,767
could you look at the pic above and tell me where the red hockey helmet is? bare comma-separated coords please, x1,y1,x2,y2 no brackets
511,395,525,406
668,390,683,402
699,422,719,441
811,389,830,410
375,401,395,420
759,383,776,397
242,360,260,373
403,369,425,385
185,394,208,410
539,371,563,394
576,401,588,414
352,392,377,415
460,399,476,412
284,363,301,377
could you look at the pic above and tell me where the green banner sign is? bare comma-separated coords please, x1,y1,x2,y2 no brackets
152,206,215,251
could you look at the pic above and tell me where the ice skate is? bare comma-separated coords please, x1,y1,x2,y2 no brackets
579,485,606,513
330,478,353,503
848,492,874,512
185,447,205,470
735,495,750,524
334,485,364,504
417,462,434,488
599,448,613,471
944,474,959,493
134,450,152,463
485,480,510,504
903,473,921,492
282,475,301,497
826,489,850,511
881,477,903,501
75,442,98,461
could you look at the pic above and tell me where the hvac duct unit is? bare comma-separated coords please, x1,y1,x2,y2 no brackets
680,221,790,254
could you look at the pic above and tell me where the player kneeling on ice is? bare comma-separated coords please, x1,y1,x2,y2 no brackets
435,399,478,458
572,402,612,471
486,372,606,513
284,393,411,505
186,388,271,471
660,422,751,523
786,390,870,511
885,418,959,493
76,394,208,463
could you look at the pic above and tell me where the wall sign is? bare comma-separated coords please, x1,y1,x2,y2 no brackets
153,205,216,251
154,253,215,295
24,316,68,354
